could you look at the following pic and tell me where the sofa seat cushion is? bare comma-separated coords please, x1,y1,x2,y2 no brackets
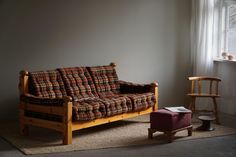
58,67,99,101
72,99,106,121
87,65,120,98
29,70,67,98
119,80,153,94
123,93,156,111
99,95,132,116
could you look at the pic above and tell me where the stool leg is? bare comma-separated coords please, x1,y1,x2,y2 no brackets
187,127,192,136
192,97,196,113
212,97,220,124
188,97,192,110
189,97,196,118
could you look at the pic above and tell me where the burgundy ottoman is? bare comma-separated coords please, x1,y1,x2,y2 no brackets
148,109,192,142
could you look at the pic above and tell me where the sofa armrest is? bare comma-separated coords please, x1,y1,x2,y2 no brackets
20,94,72,106
119,80,158,94
19,94,73,123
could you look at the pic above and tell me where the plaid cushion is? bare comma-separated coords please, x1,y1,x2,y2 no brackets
20,94,64,106
72,99,106,121
58,67,98,101
99,96,132,116
119,80,153,93
88,65,120,98
123,93,156,111
29,70,67,98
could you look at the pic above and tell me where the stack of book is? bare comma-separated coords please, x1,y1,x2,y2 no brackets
164,106,191,113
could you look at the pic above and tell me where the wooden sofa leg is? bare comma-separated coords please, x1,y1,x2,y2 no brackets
19,109,29,136
63,99,73,145
63,129,72,145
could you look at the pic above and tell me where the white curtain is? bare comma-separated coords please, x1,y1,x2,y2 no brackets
191,0,223,76
191,0,223,110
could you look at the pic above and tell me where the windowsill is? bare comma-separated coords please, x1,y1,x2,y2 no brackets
214,58,236,63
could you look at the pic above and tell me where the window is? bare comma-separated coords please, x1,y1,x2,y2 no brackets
221,1,236,58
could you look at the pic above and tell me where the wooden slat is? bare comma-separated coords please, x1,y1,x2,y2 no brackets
188,76,221,81
209,80,213,94
194,109,215,113
216,82,219,95
23,117,64,132
191,81,195,93
72,107,153,131
198,80,201,94
19,103,65,116
187,93,220,97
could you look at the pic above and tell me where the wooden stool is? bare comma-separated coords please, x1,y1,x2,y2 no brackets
197,115,216,131
187,76,221,124
148,109,192,142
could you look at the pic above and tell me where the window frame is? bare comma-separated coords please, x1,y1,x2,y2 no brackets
221,0,236,56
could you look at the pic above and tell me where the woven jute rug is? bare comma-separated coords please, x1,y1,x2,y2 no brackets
1,115,236,155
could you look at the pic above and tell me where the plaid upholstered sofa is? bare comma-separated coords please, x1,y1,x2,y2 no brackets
19,63,158,144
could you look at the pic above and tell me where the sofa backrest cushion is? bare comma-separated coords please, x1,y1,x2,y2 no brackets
87,65,120,97
58,67,99,101
29,70,67,98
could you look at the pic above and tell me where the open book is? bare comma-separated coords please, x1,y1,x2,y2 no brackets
164,106,191,113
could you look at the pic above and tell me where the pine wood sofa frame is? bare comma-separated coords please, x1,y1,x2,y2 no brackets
18,63,158,145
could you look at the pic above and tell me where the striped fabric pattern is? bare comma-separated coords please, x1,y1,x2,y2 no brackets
58,67,98,101
72,100,106,121
88,65,120,97
124,93,156,111
29,70,67,98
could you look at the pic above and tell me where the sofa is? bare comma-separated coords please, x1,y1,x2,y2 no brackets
19,63,158,145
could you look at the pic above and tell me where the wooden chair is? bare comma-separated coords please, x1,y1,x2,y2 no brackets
187,76,221,124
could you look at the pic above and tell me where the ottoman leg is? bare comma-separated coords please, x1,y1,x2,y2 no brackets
148,128,156,139
166,131,175,143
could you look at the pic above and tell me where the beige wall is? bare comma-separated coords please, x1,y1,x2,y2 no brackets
0,0,191,122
